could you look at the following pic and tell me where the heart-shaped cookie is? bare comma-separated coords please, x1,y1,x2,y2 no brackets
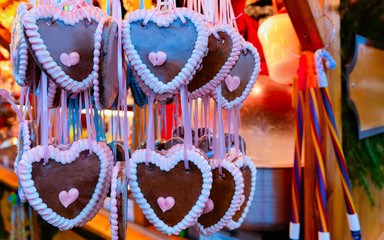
94,17,120,110
227,155,257,230
211,41,261,110
110,161,127,240
195,158,244,236
15,120,39,203
129,144,212,235
122,7,209,96
23,4,109,93
10,2,41,87
17,139,113,230
187,24,242,99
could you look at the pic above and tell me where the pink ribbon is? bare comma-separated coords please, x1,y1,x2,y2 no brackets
84,91,93,154
145,91,155,166
0,90,22,121
42,74,49,163
180,85,191,169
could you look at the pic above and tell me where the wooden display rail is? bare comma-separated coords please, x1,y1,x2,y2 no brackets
0,166,184,240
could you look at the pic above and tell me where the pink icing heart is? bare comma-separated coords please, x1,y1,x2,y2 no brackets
148,51,167,67
60,52,80,67
157,196,175,213
59,188,79,208
202,198,214,214
225,75,240,92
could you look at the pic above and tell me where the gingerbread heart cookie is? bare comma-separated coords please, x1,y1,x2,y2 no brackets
11,2,41,87
129,144,212,235
17,139,113,230
23,4,109,93
188,24,242,99
227,155,257,230
211,41,261,110
94,17,120,109
15,120,39,203
122,7,209,96
195,159,244,236
110,161,127,240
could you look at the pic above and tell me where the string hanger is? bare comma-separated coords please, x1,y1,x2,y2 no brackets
51,0,92,24
142,2,187,27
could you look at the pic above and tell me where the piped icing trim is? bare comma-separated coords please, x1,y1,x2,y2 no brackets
15,120,33,203
129,144,213,235
131,67,174,102
17,139,113,230
195,158,244,236
227,155,257,230
11,2,33,86
47,80,61,109
211,41,261,110
93,17,114,109
22,4,108,93
110,161,126,240
188,24,243,99
122,7,209,95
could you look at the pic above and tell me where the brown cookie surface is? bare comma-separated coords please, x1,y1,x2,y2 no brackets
136,161,203,226
221,50,255,102
31,150,101,219
129,18,197,85
197,167,235,227
29,19,97,83
232,166,251,221
98,18,119,109
188,32,232,92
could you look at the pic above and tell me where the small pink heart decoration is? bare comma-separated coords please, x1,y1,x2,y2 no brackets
148,51,167,67
157,196,175,213
225,75,240,92
59,188,79,208
203,198,214,214
60,52,80,67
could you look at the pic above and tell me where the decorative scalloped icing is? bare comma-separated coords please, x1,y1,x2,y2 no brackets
188,24,243,99
211,41,261,110
227,155,257,230
129,144,212,235
23,4,108,93
11,2,36,86
110,161,127,240
122,7,209,96
194,158,244,236
17,139,113,230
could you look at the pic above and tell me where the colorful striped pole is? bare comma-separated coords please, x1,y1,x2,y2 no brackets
306,51,330,240
315,49,362,240
289,55,307,240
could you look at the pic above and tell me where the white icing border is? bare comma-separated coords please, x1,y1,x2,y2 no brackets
110,161,126,240
188,24,243,99
23,5,108,93
93,17,116,110
17,139,113,230
211,41,261,110
47,80,61,109
129,144,212,235
195,158,244,236
11,2,33,86
226,155,257,230
15,120,34,203
122,7,209,95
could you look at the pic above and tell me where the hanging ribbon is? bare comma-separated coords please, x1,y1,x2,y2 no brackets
145,91,155,166
180,85,192,169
